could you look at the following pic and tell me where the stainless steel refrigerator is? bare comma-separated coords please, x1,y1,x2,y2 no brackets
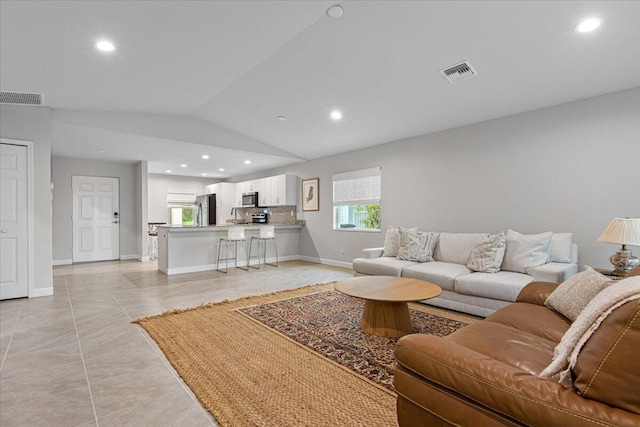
195,194,216,226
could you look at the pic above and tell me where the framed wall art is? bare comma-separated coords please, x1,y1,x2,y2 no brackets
302,178,319,211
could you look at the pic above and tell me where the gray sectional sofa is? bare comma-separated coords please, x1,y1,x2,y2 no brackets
352,232,578,317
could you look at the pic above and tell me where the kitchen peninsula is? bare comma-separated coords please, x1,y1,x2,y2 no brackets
157,223,304,275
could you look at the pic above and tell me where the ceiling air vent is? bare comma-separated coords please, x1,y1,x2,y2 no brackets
0,91,45,106
439,61,478,83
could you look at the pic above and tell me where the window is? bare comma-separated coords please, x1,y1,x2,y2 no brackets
169,206,196,225
333,167,381,231
167,189,196,226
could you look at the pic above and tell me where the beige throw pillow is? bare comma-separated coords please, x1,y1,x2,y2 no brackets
502,229,553,273
397,228,439,262
466,232,506,273
382,226,417,257
544,266,612,321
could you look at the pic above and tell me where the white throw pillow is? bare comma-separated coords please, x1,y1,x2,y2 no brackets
544,266,612,321
382,226,417,257
501,229,553,274
549,233,573,263
466,232,506,273
397,228,439,262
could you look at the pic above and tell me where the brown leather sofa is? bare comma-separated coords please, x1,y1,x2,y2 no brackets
394,269,640,426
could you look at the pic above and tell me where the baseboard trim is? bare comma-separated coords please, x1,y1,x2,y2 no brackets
298,256,353,269
30,286,53,298
138,255,150,262
164,255,300,275
52,259,72,266
120,254,138,260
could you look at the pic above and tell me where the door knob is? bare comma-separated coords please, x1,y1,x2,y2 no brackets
0,229,7,233
112,221,119,224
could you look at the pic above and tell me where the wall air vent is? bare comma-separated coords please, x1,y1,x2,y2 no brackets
439,61,478,83
0,91,45,106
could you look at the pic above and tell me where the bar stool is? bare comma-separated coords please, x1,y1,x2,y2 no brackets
216,226,248,273
248,225,278,269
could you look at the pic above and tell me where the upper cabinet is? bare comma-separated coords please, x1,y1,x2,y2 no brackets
264,174,299,206
269,175,301,206
210,174,299,208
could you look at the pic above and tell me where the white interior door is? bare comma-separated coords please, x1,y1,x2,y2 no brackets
0,143,29,300
72,176,120,263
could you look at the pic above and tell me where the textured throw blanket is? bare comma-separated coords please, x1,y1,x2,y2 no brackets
539,276,640,387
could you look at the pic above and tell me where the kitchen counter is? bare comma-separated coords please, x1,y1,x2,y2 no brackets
158,223,304,231
157,224,304,275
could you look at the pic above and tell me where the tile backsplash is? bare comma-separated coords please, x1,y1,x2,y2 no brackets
233,205,300,225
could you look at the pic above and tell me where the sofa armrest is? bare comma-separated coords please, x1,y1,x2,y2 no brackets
526,262,578,283
395,334,637,427
361,247,384,259
516,281,558,305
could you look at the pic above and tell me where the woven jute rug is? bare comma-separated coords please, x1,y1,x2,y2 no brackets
134,283,479,427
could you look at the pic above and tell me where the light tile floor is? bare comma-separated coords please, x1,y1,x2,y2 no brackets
0,260,352,427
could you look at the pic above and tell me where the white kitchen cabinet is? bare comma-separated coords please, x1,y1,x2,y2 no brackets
205,182,235,224
268,174,299,206
229,174,299,208
204,183,216,195
234,181,248,206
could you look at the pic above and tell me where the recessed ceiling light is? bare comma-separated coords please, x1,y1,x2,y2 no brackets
330,110,343,120
201,173,207,176
97,150,106,153
201,154,210,159
166,170,172,173
244,160,252,165
277,115,287,121
180,164,187,168
575,18,602,33
327,5,344,18
219,168,225,172
95,40,116,52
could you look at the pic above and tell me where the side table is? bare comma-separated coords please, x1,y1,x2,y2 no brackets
594,268,627,281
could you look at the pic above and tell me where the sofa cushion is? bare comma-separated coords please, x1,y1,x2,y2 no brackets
550,233,573,263
502,229,553,273
455,271,533,302
544,266,612,321
448,322,557,375
397,229,439,262
402,262,472,291
485,302,571,343
433,232,489,265
352,257,417,277
382,226,416,257
466,232,506,273
526,262,578,284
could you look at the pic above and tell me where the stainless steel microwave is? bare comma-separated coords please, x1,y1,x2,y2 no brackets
242,192,259,207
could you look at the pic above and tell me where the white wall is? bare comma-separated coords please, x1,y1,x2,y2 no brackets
233,88,640,268
135,161,149,260
147,173,218,223
0,105,53,291
51,156,140,262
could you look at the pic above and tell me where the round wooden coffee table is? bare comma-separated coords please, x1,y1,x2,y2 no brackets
334,276,442,337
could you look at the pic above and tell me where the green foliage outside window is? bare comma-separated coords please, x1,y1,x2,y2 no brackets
355,204,381,230
182,208,194,225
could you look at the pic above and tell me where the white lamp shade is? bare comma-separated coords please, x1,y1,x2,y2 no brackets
598,218,640,245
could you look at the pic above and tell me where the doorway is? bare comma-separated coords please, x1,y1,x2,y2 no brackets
72,176,120,263
0,142,29,299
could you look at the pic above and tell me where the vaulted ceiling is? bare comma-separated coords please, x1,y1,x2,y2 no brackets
2,1,639,178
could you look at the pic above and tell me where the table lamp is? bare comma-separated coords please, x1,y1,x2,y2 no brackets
598,217,640,275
